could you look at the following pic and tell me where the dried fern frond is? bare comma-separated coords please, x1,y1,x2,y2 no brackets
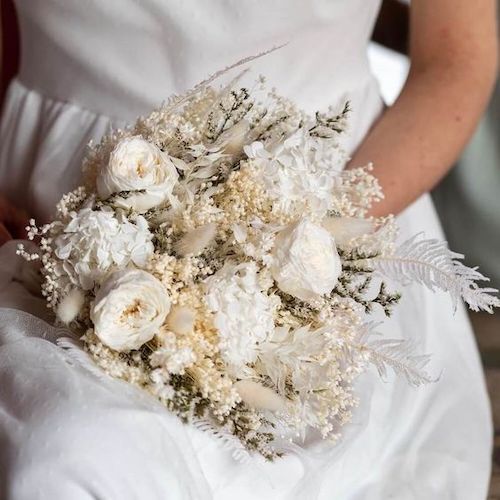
192,418,252,463
350,322,435,387
359,338,436,387
370,234,500,313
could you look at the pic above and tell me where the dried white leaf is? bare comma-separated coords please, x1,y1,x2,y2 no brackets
371,234,500,313
220,120,250,157
234,379,286,412
174,223,217,256
323,216,374,247
166,305,196,336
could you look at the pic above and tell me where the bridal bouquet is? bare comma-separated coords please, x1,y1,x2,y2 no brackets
20,60,499,460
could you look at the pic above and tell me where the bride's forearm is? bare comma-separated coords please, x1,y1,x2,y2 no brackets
349,0,498,217
349,63,497,216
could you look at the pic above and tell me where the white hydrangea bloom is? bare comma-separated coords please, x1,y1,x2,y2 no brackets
244,129,346,215
205,262,276,370
55,206,154,290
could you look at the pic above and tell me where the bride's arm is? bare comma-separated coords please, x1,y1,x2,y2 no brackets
350,0,498,217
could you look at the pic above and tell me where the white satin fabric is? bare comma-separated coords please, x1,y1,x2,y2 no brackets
0,1,493,498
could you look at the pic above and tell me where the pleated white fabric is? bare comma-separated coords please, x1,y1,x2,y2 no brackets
0,0,493,498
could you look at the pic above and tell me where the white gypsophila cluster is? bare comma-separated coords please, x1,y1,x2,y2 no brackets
150,330,196,374
205,262,277,371
55,206,154,290
245,129,345,216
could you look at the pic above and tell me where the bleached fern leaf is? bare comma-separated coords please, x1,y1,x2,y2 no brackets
371,234,500,313
56,337,110,380
359,337,436,387
192,419,251,464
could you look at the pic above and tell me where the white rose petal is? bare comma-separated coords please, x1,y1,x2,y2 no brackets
271,219,342,303
97,136,178,212
91,269,171,352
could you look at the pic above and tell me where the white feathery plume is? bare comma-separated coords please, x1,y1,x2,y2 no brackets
166,305,196,336
353,323,436,387
192,419,251,463
370,234,500,313
174,223,217,256
161,45,286,115
56,288,85,324
234,379,286,412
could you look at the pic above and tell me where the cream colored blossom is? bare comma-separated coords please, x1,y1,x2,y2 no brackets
91,269,171,351
55,206,153,290
271,219,342,302
97,136,178,212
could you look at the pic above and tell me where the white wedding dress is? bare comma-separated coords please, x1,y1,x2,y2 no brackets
0,1,493,498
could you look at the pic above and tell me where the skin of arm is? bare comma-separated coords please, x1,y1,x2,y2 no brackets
350,0,499,217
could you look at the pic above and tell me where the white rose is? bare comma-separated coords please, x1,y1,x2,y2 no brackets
91,269,171,352
271,219,342,302
97,136,178,212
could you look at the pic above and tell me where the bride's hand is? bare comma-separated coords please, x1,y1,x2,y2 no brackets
0,195,29,245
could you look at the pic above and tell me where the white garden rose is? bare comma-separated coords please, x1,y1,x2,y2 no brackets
97,136,178,212
55,206,154,290
91,269,171,352
271,219,342,303
205,262,276,370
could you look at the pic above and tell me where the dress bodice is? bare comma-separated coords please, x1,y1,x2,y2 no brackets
15,0,381,122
